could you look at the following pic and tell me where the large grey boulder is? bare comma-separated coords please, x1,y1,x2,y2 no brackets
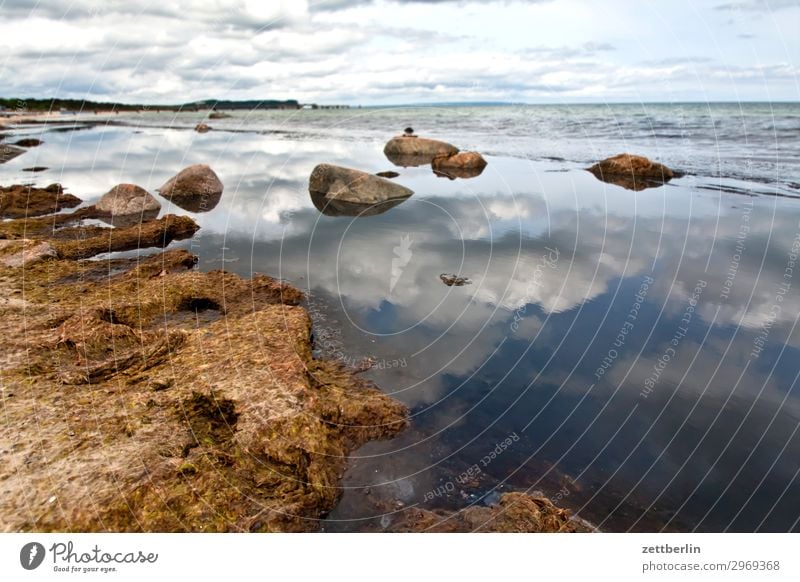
157,164,223,212
309,163,413,209
383,136,459,167
95,184,161,216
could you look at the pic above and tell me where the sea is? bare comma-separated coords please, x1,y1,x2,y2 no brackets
2,102,800,532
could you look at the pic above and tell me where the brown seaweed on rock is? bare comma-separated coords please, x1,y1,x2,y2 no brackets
0,183,81,218
393,492,594,532
0,201,408,532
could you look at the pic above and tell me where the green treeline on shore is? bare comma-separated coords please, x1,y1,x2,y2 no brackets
0,98,302,112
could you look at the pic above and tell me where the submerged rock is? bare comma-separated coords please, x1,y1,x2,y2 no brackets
432,151,487,180
384,135,459,167
309,163,413,207
158,164,224,212
376,171,400,179
0,144,26,164
0,183,81,218
95,183,161,217
22,166,49,172
14,138,43,148
208,112,231,119
195,123,211,133
588,153,674,191
310,190,410,217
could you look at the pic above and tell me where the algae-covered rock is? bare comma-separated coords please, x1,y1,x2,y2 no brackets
393,492,594,532
0,205,408,532
0,183,81,218
0,239,57,267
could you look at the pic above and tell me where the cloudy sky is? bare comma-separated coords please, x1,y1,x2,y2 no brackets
0,0,797,105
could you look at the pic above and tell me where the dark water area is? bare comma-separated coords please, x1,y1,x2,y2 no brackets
2,103,800,532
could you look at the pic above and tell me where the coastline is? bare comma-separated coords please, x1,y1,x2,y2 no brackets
0,177,410,531
0,178,590,533
0,112,65,128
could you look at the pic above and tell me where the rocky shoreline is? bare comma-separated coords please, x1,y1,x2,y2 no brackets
1,119,596,532
0,182,411,532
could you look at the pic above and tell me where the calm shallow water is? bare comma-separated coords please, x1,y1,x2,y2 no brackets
3,104,800,531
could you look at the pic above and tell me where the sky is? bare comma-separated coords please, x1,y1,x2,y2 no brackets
0,0,797,105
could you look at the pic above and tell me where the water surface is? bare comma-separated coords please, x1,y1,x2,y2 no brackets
3,103,799,531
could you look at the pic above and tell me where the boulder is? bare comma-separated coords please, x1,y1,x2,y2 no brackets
157,164,224,212
432,151,487,180
384,136,459,167
309,163,413,207
95,184,161,217
208,112,231,119
195,123,211,133
587,153,674,191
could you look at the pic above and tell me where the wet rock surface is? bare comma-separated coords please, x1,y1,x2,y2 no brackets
432,151,488,180
95,183,161,217
588,153,675,191
158,164,224,212
384,136,459,167
309,163,413,206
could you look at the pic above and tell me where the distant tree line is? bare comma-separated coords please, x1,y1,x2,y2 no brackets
0,98,302,112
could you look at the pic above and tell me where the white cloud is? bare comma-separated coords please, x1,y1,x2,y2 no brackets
0,0,796,103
